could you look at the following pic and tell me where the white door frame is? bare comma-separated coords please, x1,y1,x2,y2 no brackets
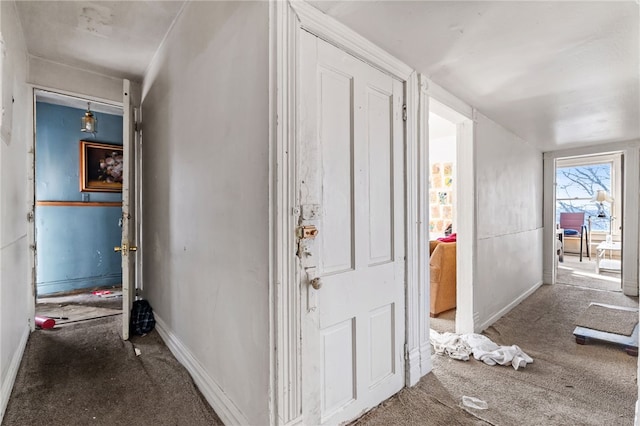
26,84,134,332
542,142,640,296
423,89,477,334
271,2,427,424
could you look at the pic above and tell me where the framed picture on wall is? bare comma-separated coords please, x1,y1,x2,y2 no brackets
80,141,124,192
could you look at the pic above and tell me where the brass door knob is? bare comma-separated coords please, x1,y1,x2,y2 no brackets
310,277,322,290
114,243,137,253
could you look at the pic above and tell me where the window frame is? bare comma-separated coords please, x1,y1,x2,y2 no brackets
555,153,622,236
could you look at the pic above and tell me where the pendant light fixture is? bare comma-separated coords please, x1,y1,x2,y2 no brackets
81,102,98,134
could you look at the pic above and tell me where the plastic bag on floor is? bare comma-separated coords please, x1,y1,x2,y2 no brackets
430,329,472,361
462,396,488,410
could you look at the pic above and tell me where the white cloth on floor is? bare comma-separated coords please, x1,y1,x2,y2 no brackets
430,330,533,370
429,329,472,361
460,333,533,370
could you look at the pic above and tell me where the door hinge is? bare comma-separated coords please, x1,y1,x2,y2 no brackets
134,121,142,132
402,104,407,121
404,343,409,360
27,211,34,222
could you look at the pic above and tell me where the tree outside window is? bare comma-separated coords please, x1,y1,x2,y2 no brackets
556,163,612,232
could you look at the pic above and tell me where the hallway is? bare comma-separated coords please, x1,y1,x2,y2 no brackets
5,280,636,425
0,2,638,424
2,316,221,426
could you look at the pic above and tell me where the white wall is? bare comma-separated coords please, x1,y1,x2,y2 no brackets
141,2,270,424
430,135,456,163
28,56,123,103
0,1,31,419
474,112,544,331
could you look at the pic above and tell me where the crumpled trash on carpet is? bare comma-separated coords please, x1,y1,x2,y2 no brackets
462,396,488,410
430,329,533,370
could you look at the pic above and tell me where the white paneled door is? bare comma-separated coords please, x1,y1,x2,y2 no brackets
298,31,406,425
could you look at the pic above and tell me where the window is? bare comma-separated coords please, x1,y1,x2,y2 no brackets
556,156,618,233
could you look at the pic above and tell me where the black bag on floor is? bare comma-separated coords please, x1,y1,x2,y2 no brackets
130,299,156,335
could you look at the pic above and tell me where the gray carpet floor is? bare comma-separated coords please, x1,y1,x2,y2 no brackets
2,316,222,426
5,281,638,425
357,283,638,425
557,255,621,292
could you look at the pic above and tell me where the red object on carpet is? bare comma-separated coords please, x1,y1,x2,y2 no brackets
34,315,55,329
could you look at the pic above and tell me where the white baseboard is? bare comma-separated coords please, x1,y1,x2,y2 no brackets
154,315,250,426
0,325,30,422
623,279,639,297
406,347,421,386
476,281,544,333
635,399,639,426
419,342,432,377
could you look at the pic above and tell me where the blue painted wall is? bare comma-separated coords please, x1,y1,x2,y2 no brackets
36,102,123,295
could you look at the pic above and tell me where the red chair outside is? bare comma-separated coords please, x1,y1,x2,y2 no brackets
559,212,589,261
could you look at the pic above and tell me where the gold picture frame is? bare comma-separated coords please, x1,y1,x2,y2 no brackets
79,141,124,193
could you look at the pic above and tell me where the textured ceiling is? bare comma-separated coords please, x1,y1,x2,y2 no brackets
15,1,185,80
310,1,639,151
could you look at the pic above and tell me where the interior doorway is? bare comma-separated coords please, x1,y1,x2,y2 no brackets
32,89,125,330
426,98,475,335
427,111,457,332
553,153,623,292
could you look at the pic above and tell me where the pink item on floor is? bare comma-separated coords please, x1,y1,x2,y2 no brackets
34,315,55,329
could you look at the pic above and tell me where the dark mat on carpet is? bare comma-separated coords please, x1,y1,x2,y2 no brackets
575,303,638,336
2,316,222,426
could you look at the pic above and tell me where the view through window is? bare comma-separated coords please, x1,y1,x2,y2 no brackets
556,162,612,232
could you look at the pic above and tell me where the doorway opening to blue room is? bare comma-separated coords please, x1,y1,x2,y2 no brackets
33,89,125,329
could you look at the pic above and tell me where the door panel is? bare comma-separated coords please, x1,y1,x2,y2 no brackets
321,318,356,417
319,68,354,275
367,88,394,265
369,303,395,386
300,30,406,425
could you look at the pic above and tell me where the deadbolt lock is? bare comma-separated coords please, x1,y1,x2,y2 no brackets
296,225,318,239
